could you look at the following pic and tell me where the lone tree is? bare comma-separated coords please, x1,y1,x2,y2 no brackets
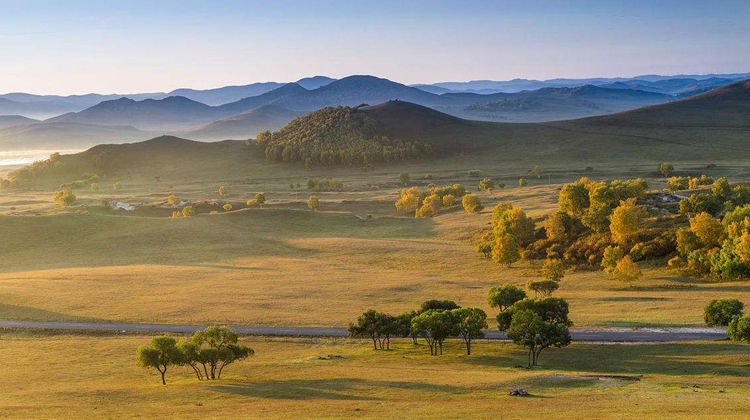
487,284,527,312
492,234,520,267
704,299,744,327
181,206,195,217
398,172,410,185
452,308,487,355
462,194,483,213
478,178,495,191
518,178,528,187
410,310,457,355
136,335,183,385
219,186,228,196
113,182,122,191
252,193,266,208
613,256,642,286
542,259,565,282
657,162,674,177
506,309,571,367
526,280,559,297
601,246,625,275
530,165,543,179
308,195,320,211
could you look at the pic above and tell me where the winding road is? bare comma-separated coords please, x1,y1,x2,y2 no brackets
0,321,728,342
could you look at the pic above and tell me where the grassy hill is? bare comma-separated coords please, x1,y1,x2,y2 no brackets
179,105,302,140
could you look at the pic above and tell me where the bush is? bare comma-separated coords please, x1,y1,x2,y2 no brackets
223,204,233,211
181,206,195,217
53,188,77,206
462,194,483,214
306,178,344,191
704,299,744,327
467,170,482,177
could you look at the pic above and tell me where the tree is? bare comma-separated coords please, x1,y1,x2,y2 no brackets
90,183,100,191
518,178,528,187
487,284,527,312
419,300,460,312
609,199,641,246
452,308,487,355
181,206,195,217
308,195,320,211
581,200,611,233
601,246,625,274
713,177,731,200
410,310,457,355
249,193,264,209
167,195,179,206
442,194,455,208
657,162,674,177
493,205,535,246
558,181,590,216
526,280,559,297
506,309,571,367
223,204,233,212
497,296,572,332
478,178,495,191
398,172,410,185
136,335,184,385
219,186,227,196
613,256,642,285
689,212,723,247
113,182,122,191
462,194,483,213
729,314,750,342
416,194,441,218
530,165,543,179
704,299,744,327
542,259,565,282
349,309,396,350
676,228,702,257
492,234,520,267
188,326,254,380
395,186,421,213
53,188,77,206
544,212,572,242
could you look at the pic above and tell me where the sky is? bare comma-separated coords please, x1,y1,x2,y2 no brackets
0,0,748,95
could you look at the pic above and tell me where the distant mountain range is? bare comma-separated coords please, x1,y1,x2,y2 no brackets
0,73,747,150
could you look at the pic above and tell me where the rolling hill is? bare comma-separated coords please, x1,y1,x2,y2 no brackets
0,122,150,150
0,115,39,130
179,105,302,140
164,82,284,106
217,83,309,115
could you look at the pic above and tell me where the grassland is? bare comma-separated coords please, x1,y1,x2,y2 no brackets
3,158,750,327
1,332,749,419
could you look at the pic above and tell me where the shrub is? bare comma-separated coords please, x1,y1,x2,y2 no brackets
467,169,482,177
704,299,744,327
181,206,195,217
462,194,483,214
478,178,495,191
223,204,233,211
398,173,410,185
53,188,77,206
90,183,100,191
518,178,528,187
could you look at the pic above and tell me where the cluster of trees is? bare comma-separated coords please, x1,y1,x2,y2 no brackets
395,184,469,218
246,192,267,208
255,107,432,167
667,174,714,191
478,178,505,191
53,188,77,207
306,178,344,191
704,298,743,327
2,153,61,188
60,173,100,190
171,206,195,218
488,284,571,366
348,300,487,356
136,326,254,385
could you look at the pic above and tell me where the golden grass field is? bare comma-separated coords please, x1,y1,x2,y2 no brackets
1,332,749,420
3,159,750,327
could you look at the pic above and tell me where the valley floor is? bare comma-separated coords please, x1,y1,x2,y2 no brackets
1,332,748,419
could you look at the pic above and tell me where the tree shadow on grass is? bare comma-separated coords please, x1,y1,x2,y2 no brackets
466,342,750,378
209,378,466,400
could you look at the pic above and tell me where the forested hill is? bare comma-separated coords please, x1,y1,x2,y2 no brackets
256,105,434,166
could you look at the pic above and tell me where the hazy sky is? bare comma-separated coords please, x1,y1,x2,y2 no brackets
1,0,748,94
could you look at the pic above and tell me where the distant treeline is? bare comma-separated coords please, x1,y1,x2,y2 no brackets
254,106,432,167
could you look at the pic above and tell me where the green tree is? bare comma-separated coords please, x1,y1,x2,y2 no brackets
601,245,624,274
506,309,571,367
704,299,744,327
657,162,674,177
713,177,731,200
581,200,611,233
349,309,396,350
136,335,184,385
558,180,590,216
526,280,560,297
53,188,77,206
492,234,520,267
461,194,483,213
541,259,565,282
487,284,527,312
308,195,320,211
410,310,458,355
398,172,410,185
496,296,572,332
254,192,267,208
419,300,460,312
729,314,750,342
478,178,495,191
181,206,195,217
676,228,702,257
219,186,228,196
188,326,254,380
452,308,487,355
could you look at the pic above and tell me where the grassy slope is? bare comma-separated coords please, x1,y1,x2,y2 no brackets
1,334,749,419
